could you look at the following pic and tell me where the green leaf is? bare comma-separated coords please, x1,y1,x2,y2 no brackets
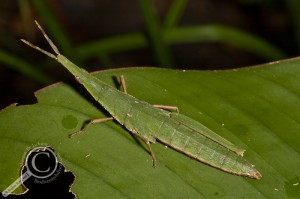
1,59,300,198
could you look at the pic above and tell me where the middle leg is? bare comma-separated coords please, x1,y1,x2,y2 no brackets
69,117,114,138
153,105,179,113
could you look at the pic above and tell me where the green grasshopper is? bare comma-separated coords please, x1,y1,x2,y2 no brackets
21,21,261,180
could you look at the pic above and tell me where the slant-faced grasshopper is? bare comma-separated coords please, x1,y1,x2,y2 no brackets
21,21,261,179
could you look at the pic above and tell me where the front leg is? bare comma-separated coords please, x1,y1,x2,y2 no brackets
69,117,114,138
152,105,179,113
71,75,127,138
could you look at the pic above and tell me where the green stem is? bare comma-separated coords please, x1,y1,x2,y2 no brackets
138,0,174,67
164,0,188,28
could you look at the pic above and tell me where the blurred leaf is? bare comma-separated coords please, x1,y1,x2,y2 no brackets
76,33,148,60
77,25,286,63
0,49,52,84
138,0,175,67
164,0,188,28
163,25,287,60
1,59,300,198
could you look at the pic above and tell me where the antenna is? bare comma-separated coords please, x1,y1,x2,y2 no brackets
21,20,59,60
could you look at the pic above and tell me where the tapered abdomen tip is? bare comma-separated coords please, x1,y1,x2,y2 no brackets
250,171,262,180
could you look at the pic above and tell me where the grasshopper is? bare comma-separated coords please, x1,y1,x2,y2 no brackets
21,21,261,180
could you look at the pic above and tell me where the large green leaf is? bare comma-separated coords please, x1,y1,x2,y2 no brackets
1,59,300,198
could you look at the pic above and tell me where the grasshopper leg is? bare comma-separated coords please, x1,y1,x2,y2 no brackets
119,76,179,114
153,105,179,113
69,117,114,138
69,75,125,139
119,75,127,94
130,130,157,167
146,141,157,168
119,74,174,165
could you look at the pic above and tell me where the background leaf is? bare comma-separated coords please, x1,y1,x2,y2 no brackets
1,59,300,198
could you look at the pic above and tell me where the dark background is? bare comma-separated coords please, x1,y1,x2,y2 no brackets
0,0,298,109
